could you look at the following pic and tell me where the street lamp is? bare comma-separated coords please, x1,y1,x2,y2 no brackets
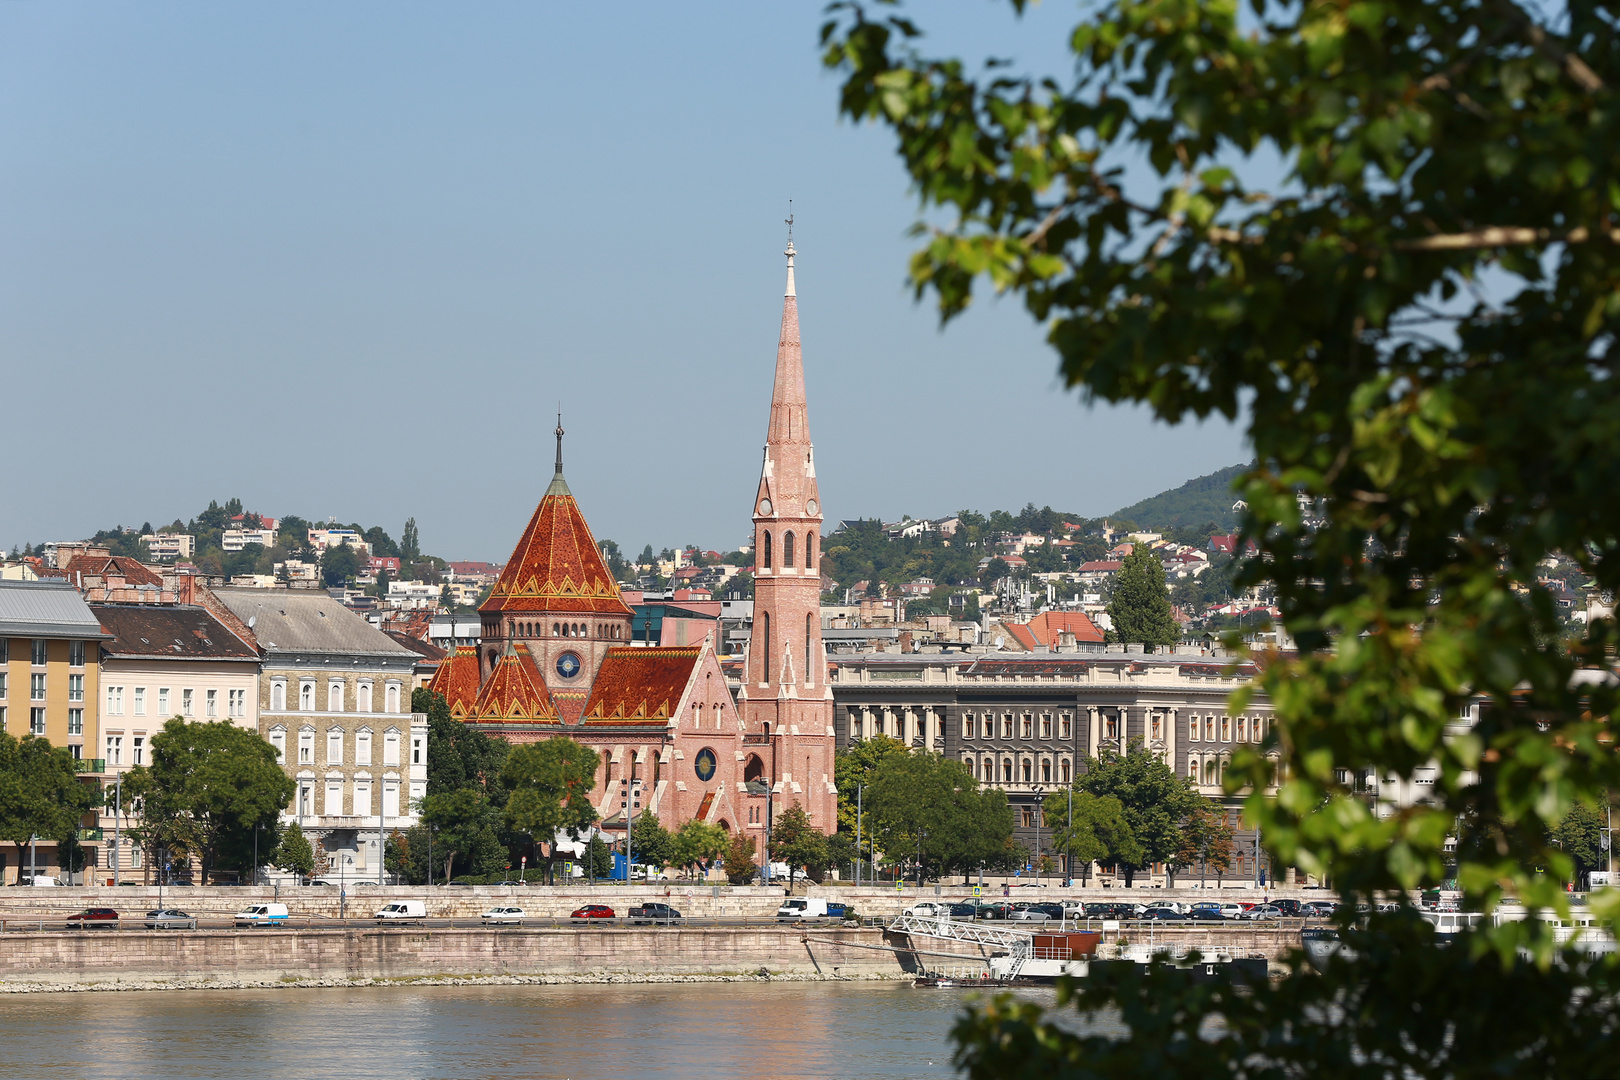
1031,785,1046,889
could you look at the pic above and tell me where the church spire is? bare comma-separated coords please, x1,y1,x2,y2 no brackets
546,413,571,498
554,413,564,476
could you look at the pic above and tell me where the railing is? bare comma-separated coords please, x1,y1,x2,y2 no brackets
76,828,103,842
73,759,105,774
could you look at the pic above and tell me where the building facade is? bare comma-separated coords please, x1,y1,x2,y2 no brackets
212,588,427,880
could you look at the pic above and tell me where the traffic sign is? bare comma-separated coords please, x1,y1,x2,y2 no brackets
972,885,982,898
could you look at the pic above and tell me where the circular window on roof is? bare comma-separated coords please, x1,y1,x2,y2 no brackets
555,652,582,680
694,747,717,783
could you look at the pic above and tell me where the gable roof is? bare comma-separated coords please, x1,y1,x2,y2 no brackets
426,644,482,717
211,587,416,659
93,604,257,661
1026,610,1106,645
471,643,558,722
0,580,112,639
61,555,163,588
581,646,700,726
481,471,633,617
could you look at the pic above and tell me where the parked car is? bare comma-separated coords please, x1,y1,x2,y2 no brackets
902,902,947,918
481,906,527,925
1241,904,1284,921
375,901,427,922
144,908,197,930
494,880,528,887
17,875,60,887
1141,906,1186,921
776,898,849,919
1008,902,1066,922
1185,907,1228,921
1060,901,1087,919
947,902,980,920
234,903,290,928
628,903,681,923
1085,902,1138,921
1270,899,1303,917
571,904,616,921
1301,901,1340,917
974,902,1014,920
66,908,119,929
1216,903,1249,919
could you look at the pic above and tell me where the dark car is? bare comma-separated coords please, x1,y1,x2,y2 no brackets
571,904,615,921
1086,903,1138,921
66,908,119,929
1141,906,1186,921
947,902,979,920
974,902,1014,920
628,903,681,923
144,908,197,930
1185,907,1227,921
1270,899,1303,917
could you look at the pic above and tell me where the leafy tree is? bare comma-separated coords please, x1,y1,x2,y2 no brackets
419,788,503,882
1041,789,1140,886
833,733,910,834
414,688,509,801
719,570,753,600
0,733,101,883
400,517,420,563
722,831,758,885
671,819,729,878
1074,747,1199,887
500,737,600,882
1552,801,1608,885
821,0,1620,1068
979,557,1010,586
362,526,399,559
598,539,629,582
770,802,829,887
272,822,314,878
122,719,292,884
586,834,614,880
320,543,360,587
629,811,675,870
1106,545,1179,650
865,750,1014,881
1175,803,1235,889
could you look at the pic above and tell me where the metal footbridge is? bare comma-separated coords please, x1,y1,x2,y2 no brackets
884,915,1039,979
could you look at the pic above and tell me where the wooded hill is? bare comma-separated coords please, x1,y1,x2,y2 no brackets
1108,463,1250,532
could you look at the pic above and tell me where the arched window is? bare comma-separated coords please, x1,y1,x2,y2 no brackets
760,612,771,682
744,755,765,784
762,531,772,570
554,623,561,636
1002,759,1013,783
1021,760,1032,783
806,531,815,569
299,681,314,711
270,680,286,711
1041,760,1051,783
783,531,795,567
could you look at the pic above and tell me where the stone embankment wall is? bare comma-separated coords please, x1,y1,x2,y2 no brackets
0,926,892,987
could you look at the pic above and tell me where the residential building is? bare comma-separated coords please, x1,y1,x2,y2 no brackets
142,533,195,560
307,528,370,555
211,588,426,880
221,528,278,552
0,580,110,881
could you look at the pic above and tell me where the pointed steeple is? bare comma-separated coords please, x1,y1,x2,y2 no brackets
546,413,570,498
755,228,821,523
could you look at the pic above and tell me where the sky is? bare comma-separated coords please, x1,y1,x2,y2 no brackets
0,2,1248,561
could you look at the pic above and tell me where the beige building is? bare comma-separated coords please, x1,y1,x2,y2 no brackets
212,588,426,881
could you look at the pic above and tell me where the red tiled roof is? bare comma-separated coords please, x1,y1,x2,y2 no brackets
581,646,700,726
63,555,162,587
471,643,558,722
1026,610,1106,645
1078,560,1123,573
1003,623,1040,651
428,644,483,717
481,478,633,617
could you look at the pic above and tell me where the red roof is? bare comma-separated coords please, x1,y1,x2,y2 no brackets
1003,611,1107,651
471,643,558,722
1078,560,1123,573
481,475,633,617
427,645,483,717
581,646,700,726
62,555,162,587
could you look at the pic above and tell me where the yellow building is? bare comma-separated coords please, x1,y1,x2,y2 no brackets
0,580,110,881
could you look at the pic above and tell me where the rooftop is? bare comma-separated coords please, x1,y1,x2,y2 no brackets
92,604,257,661
212,587,417,659
0,580,111,639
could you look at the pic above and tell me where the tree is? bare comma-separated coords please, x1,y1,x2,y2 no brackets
629,811,675,871
400,517,420,563
0,732,101,883
419,788,502,882
1106,545,1179,650
122,718,293,884
374,567,392,599
500,737,600,883
1175,803,1235,889
833,733,910,834
1042,789,1141,886
670,819,729,879
1075,747,1199,887
272,822,314,878
586,834,614,881
823,0,1620,1069
414,688,509,801
865,750,1014,881
722,832,757,885
598,539,629,582
1552,802,1607,885
320,543,360,587
769,802,828,888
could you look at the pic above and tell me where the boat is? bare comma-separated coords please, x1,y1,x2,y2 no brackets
1301,925,1351,972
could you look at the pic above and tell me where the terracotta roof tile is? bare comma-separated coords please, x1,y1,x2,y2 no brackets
63,555,163,587
471,643,558,722
481,477,632,618
427,644,483,717
581,647,699,726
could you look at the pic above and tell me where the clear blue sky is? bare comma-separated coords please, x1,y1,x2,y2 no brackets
0,2,1247,561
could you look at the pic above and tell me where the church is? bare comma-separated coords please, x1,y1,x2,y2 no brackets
427,239,838,856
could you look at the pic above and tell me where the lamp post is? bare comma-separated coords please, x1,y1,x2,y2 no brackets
427,825,434,888
855,784,863,888
1031,786,1046,889
1066,786,1073,887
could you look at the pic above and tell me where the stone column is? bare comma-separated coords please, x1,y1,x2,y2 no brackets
1166,707,1178,769
1087,706,1100,760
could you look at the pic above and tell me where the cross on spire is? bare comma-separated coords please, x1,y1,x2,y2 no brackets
554,412,565,477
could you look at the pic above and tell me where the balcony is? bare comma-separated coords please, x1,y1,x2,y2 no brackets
77,828,103,842
73,758,106,774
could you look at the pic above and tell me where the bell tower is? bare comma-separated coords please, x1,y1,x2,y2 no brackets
739,226,837,833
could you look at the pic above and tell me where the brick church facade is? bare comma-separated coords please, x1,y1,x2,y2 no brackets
428,240,837,858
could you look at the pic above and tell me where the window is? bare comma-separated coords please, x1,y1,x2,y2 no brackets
182,688,194,717
1221,716,1231,742
107,735,123,765
0,640,7,663
31,674,46,701
1002,759,1013,783
298,727,315,764
230,689,246,718
1001,715,1013,740
1040,715,1052,739
70,743,81,760
762,531,772,570
1236,717,1247,742
1151,714,1162,740
357,682,372,713
1020,808,1034,828
385,684,400,713
270,681,286,711
1060,759,1071,784
1254,716,1266,741
981,716,992,739
1105,714,1117,740
69,640,85,667
412,735,424,766
134,688,146,716
206,689,218,718
1060,714,1071,740
106,686,124,715
30,708,45,737
806,613,814,681
299,681,315,711
962,716,974,739
1041,760,1051,783
783,531,795,567
133,736,144,765
31,640,47,667
354,778,372,816
0,706,6,730
0,672,6,698
156,688,167,715
1021,715,1032,739
328,681,344,713
1021,760,1032,783
68,709,82,736
1204,716,1215,742
269,727,286,764
356,728,373,766
383,728,401,766
761,612,771,683
327,729,344,765
805,531,815,569
382,779,400,819
325,779,344,816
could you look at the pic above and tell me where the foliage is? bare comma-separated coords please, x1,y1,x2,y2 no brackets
1551,800,1608,884
671,819,729,877
769,802,828,886
500,737,601,878
865,750,1015,880
1111,463,1250,531
629,812,675,870
320,543,361,587
0,732,101,881
586,834,614,880
1174,803,1235,887
272,822,314,877
833,733,910,834
418,788,505,883
722,831,758,885
400,517,420,563
1074,748,1201,886
1040,789,1140,883
1106,545,1179,649
823,0,1620,1068
122,718,292,884
414,689,509,801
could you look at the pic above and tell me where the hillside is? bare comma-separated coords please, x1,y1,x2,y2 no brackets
1110,462,1251,531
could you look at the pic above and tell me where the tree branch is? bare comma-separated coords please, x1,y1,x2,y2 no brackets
1394,225,1620,251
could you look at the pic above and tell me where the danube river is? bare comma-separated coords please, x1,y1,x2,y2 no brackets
0,981,1101,1080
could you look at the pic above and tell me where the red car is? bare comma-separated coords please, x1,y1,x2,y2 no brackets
66,908,119,929
570,904,615,921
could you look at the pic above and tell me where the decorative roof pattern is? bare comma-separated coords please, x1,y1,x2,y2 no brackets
426,645,482,717
581,646,701,726
481,461,633,617
471,644,558,722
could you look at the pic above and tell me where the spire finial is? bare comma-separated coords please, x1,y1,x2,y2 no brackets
554,411,565,476
784,201,797,298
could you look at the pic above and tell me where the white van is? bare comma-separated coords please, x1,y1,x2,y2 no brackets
374,900,427,921
234,903,289,928
19,875,60,887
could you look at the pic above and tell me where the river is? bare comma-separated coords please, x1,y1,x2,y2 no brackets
0,981,1106,1080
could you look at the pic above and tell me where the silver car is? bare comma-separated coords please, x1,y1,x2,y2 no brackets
1241,904,1284,921
144,908,198,930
